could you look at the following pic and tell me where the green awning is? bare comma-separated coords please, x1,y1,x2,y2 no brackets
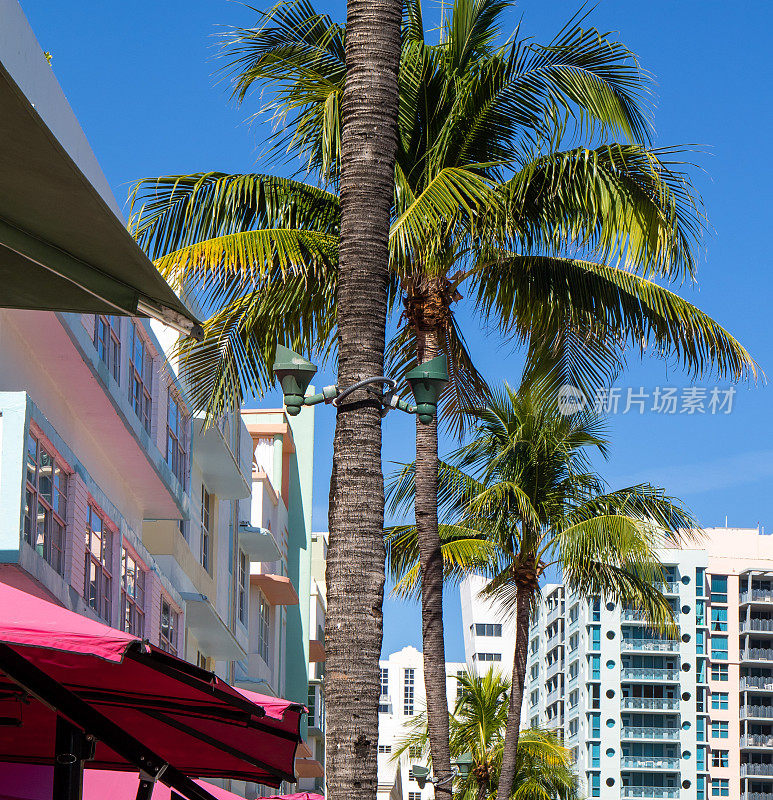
0,62,201,338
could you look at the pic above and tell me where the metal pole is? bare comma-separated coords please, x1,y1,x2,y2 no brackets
53,716,88,800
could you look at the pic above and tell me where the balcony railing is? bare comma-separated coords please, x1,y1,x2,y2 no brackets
741,589,773,604
621,639,680,653
741,734,773,748
742,619,773,633
620,756,680,770
621,726,680,740
620,787,678,799
741,763,773,777
546,659,565,678
622,609,679,624
620,697,680,711
742,676,773,692
743,794,773,800
741,705,773,719
742,648,773,662
621,668,680,681
546,603,564,624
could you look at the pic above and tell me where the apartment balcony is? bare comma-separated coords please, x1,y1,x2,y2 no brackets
622,609,679,624
741,764,773,778
742,677,773,692
620,697,680,712
621,726,680,741
741,734,773,749
658,580,680,595
741,705,773,720
546,603,564,625
546,687,563,705
546,659,565,679
621,639,680,653
743,794,773,800
620,787,679,799
180,592,247,661
741,590,773,605
620,756,680,770
742,619,773,634
742,648,773,663
621,668,680,682
193,414,251,500
238,523,281,561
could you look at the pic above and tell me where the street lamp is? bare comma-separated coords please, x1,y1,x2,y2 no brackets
410,753,474,789
272,347,449,425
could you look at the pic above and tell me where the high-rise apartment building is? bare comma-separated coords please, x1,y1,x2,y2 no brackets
461,528,773,800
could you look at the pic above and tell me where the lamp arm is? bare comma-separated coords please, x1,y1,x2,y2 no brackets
332,376,396,407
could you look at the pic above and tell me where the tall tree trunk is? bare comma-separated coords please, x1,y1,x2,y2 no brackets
414,325,453,800
325,5,401,800
497,584,531,798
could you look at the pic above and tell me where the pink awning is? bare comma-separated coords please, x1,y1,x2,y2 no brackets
0,583,305,797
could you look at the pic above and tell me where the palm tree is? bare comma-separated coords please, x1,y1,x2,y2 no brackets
325,0,402,799
385,381,699,797
129,0,754,791
394,667,579,800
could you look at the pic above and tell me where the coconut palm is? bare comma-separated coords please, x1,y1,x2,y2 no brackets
385,380,699,797
129,0,754,791
394,667,579,800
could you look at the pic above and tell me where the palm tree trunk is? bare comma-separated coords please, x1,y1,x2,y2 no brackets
496,584,531,798
325,5,401,800
414,325,453,800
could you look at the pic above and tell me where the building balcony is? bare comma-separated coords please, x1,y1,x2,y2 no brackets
180,592,247,661
193,414,250,500
743,794,773,800
741,590,773,605
621,726,680,741
741,764,773,778
621,668,680,682
620,756,680,770
741,705,773,720
742,619,773,634
620,787,679,799
741,734,773,749
742,677,773,692
620,697,680,712
742,648,773,662
621,639,680,653
622,609,679,624
546,659,565,678
658,581,680,595
251,573,299,606
238,523,281,562
546,603,564,625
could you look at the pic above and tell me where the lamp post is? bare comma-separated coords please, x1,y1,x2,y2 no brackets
272,346,449,425
410,753,474,789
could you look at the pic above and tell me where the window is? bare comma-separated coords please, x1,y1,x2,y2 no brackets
710,575,727,604
167,391,188,488
409,745,422,759
711,721,728,739
589,742,599,768
24,432,67,574
530,664,539,681
473,652,501,662
569,604,579,623
404,668,415,715
589,626,600,650
711,636,728,661
711,779,729,797
120,547,145,636
711,750,728,768
589,655,600,680
711,607,727,631
409,793,422,800
200,485,212,573
160,598,178,655
568,718,578,737
238,550,248,625
591,598,600,622
530,690,539,707
128,323,153,432
696,599,706,626
589,713,600,738
308,684,317,727
380,668,389,697
696,567,705,597
457,669,466,700
257,590,270,663
85,506,112,622
378,745,391,754
94,315,121,382
711,692,728,710
473,623,502,637
711,663,728,681
590,773,600,798
530,638,539,654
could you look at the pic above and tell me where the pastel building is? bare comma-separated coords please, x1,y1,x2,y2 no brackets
377,646,465,800
0,3,323,797
460,528,773,800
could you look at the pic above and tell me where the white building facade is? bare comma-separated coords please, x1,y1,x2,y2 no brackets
460,528,773,800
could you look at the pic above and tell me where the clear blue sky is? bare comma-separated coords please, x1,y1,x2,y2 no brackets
20,0,773,661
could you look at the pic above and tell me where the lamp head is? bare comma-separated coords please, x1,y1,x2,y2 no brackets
410,766,431,790
454,752,473,779
406,354,449,424
272,346,318,416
